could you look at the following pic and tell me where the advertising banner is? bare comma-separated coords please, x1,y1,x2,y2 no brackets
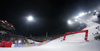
42,42,45,44
45,40,48,43
12,40,51,47
33,43,38,46
48,40,50,42
38,43,42,46
0,43,2,47
5,41,12,47
1,40,6,47
14,44,23,47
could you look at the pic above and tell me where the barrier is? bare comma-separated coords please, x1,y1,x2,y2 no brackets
50,36,63,41
13,40,51,47
42,42,45,44
0,43,2,47
14,44,23,47
45,40,48,43
0,39,58,48
48,40,50,42
33,43,38,46
1,40,6,47
5,41,12,47
30,44,33,47
63,30,88,41
38,43,42,46
0,40,12,47
23,44,26,47
0,39,62,48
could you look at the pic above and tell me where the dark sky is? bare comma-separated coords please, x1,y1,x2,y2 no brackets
0,0,100,36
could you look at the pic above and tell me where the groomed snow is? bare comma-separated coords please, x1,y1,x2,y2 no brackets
0,15,100,51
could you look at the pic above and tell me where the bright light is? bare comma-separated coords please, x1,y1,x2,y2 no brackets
75,16,79,18
94,10,96,12
18,40,21,43
75,12,85,18
89,11,91,13
79,13,85,17
68,20,73,24
96,12,99,15
75,20,77,21
84,12,87,15
27,16,33,21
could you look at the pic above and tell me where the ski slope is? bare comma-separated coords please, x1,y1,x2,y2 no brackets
0,15,100,51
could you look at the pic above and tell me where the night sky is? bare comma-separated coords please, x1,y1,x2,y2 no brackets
0,0,100,36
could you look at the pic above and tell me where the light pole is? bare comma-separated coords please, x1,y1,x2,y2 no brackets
26,16,34,37
46,32,48,38
67,20,74,32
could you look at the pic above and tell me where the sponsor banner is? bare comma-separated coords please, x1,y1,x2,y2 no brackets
14,44,35,47
26,44,30,47
42,42,45,44
23,44,26,47
1,40,6,47
5,41,12,47
29,44,33,47
33,43,38,46
12,40,51,47
38,43,42,46
48,40,50,42
45,40,48,43
0,43,2,47
14,44,23,47
23,44,29,47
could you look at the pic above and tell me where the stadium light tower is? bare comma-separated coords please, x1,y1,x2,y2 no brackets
94,10,96,12
75,16,79,18
68,20,73,24
26,15,34,37
75,20,78,21
89,11,91,13
67,20,74,32
79,13,85,17
27,16,34,21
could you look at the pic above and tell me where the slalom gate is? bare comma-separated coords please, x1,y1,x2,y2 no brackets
63,30,88,41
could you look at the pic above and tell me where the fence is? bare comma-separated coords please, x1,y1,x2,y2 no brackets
12,40,50,47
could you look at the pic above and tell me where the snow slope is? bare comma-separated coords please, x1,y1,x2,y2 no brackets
0,16,100,51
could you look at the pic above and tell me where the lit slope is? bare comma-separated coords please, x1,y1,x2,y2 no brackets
1,16,100,51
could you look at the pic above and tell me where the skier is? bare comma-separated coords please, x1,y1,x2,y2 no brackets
92,32,100,40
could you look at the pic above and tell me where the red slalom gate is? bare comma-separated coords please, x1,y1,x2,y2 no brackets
63,30,88,41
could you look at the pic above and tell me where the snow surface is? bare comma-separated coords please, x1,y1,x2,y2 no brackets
0,14,100,51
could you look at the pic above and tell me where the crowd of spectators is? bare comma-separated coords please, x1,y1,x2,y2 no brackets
0,20,15,30
31,34,64,42
0,31,29,44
